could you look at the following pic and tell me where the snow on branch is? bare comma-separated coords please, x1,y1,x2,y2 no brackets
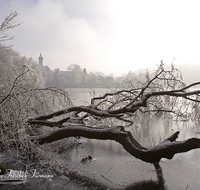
28,125,200,163
28,87,200,122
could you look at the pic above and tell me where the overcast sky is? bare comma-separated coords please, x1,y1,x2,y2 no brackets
1,0,200,76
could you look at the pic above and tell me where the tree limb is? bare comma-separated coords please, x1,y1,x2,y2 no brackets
29,117,70,127
28,86,200,122
28,125,200,163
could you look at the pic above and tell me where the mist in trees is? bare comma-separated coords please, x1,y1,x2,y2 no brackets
39,62,146,89
38,60,200,89
41,63,115,88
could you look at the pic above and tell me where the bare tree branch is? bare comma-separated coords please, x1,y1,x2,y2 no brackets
0,11,22,48
28,125,200,163
28,86,200,122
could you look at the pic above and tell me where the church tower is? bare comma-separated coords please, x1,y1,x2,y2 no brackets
38,53,43,65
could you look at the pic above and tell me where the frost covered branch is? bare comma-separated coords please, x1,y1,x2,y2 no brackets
0,11,22,48
28,126,200,163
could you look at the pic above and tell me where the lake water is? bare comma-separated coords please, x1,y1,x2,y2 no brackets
69,88,110,106
62,88,200,190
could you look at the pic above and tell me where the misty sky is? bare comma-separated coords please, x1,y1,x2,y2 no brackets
1,0,200,76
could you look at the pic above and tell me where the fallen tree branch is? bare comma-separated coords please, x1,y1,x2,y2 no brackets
28,106,123,121
29,117,70,127
28,125,200,163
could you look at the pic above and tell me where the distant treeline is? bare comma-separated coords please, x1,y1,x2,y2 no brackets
1,42,199,89
41,63,148,88
42,64,115,88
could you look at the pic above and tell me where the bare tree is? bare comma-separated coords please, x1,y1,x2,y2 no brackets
28,63,200,164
